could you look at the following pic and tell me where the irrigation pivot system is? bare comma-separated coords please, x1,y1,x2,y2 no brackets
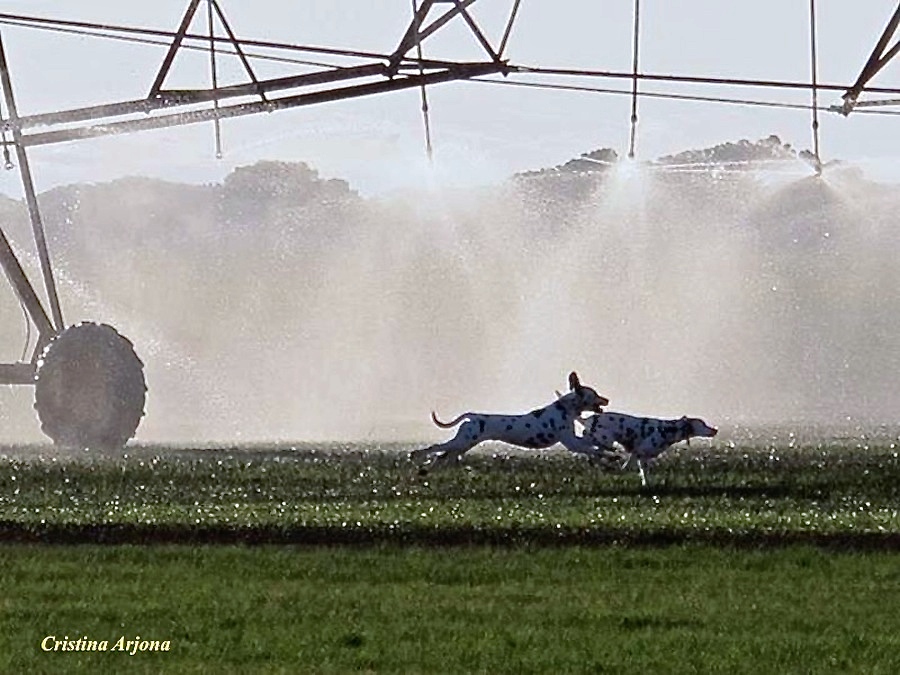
0,1,899,448
0,0,515,448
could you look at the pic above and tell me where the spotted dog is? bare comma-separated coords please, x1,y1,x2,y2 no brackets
411,372,609,471
579,412,718,486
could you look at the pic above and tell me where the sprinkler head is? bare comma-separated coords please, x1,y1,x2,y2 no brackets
813,158,823,177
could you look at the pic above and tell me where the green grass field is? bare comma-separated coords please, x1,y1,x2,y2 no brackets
1,435,899,672
1,438,899,545
2,544,900,674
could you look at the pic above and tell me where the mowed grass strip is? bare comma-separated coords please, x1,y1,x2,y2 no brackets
1,544,899,674
0,442,899,544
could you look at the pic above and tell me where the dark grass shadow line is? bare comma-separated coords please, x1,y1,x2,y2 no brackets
394,481,804,501
589,483,811,499
270,479,848,502
2,522,900,551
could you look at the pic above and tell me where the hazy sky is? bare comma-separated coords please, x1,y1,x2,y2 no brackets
1,1,899,195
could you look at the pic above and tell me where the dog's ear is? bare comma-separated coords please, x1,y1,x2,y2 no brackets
568,371,581,391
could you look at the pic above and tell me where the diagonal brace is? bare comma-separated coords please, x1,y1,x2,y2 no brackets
389,0,437,73
450,0,503,68
842,3,900,114
0,33,64,334
149,0,203,98
209,0,268,103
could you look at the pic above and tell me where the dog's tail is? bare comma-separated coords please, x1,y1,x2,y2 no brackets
431,411,468,428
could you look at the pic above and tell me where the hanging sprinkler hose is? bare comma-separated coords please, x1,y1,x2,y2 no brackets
627,0,641,160
1,100,12,170
2,140,12,170
809,0,823,176
207,0,223,159
412,0,433,163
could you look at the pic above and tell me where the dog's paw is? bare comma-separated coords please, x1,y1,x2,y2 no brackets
589,450,628,472
409,447,433,463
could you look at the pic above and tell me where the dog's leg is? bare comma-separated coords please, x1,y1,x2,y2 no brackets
410,443,445,463
414,444,461,474
585,444,621,470
436,420,483,465
560,433,601,458
413,421,480,472
636,457,649,487
428,449,465,471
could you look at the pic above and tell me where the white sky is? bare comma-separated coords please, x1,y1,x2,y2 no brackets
1,1,899,195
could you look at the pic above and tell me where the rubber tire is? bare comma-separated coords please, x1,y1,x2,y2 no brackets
34,322,146,449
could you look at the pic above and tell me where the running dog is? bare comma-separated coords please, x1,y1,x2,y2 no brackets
411,372,609,471
579,412,718,486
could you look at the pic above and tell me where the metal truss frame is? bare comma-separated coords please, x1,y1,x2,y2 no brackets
0,0,517,385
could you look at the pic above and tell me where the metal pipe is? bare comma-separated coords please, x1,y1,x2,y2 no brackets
1,63,389,133
0,32,64,333
22,62,504,147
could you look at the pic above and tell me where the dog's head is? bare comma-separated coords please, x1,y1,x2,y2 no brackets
567,371,609,413
681,416,718,440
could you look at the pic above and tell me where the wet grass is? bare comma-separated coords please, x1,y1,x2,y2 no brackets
0,437,899,546
3,437,900,672
2,544,900,674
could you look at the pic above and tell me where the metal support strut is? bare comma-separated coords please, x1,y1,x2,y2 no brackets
0,32,64,334
841,3,900,115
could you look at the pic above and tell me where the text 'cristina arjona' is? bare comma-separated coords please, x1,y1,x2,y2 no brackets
41,636,171,655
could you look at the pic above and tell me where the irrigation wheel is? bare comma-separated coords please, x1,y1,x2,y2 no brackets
34,322,146,449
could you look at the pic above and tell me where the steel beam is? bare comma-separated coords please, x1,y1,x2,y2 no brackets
418,0,480,45
0,2,509,396
149,0,203,98
498,0,523,58
389,0,493,72
208,0,267,102
0,62,477,133
842,3,900,114
0,362,36,385
21,62,504,147
390,0,437,73
0,224,54,344
450,0,503,68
